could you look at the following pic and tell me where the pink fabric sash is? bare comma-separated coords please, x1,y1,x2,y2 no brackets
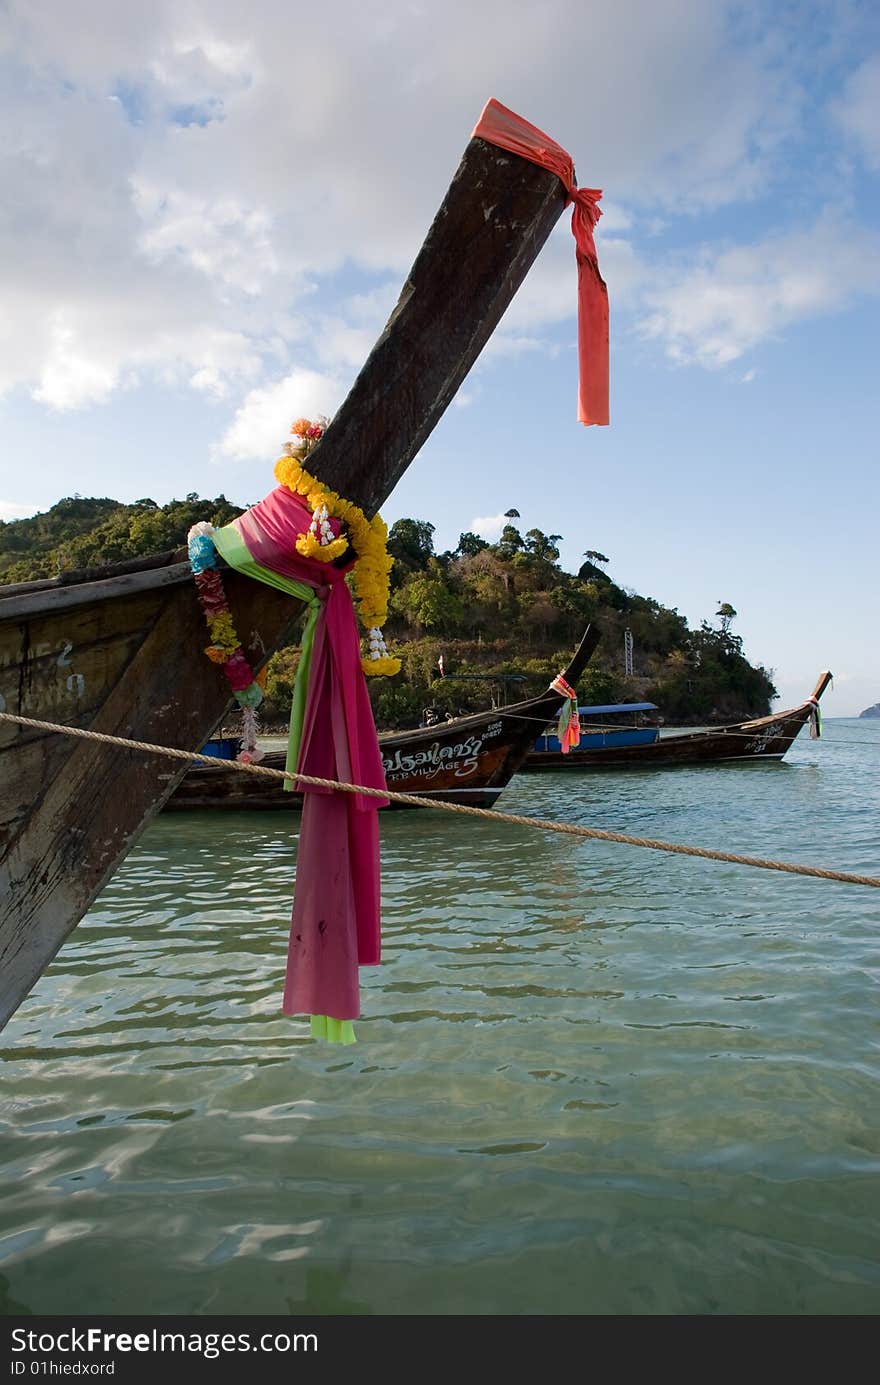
472,98,609,426
233,486,387,1021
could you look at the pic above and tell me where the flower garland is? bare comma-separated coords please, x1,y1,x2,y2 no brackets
276,417,400,677
188,521,265,763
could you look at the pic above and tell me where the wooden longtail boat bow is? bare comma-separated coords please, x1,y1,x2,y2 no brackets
0,124,568,1029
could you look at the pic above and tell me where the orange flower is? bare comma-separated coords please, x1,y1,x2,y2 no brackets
290,417,312,438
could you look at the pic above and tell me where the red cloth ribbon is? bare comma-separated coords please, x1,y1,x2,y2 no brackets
550,674,581,753
472,97,609,426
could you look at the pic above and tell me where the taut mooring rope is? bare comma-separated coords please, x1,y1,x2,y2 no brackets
1,710,878,889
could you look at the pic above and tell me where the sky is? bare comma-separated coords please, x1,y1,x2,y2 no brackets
1,0,878,715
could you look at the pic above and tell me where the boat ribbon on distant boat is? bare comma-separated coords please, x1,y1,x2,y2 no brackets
188,478,390,1045
472,97,609,427
550,674,581,754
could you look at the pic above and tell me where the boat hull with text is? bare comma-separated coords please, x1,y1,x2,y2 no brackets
167,629,601,810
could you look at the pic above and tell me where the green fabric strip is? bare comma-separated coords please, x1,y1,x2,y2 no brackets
213,523,315,602
556,699,572,745
286,597,320,788
213,522,321,788
310,1015,356,1044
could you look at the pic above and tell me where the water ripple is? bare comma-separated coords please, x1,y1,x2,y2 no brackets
0,720,878,1313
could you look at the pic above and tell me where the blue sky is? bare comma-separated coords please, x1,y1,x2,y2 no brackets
1,0,878,713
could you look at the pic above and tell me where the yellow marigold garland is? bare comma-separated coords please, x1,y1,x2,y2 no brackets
296,529,350,563
205,610,241,653
274,450,400,678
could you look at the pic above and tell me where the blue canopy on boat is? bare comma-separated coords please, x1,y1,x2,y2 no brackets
577,702,658,715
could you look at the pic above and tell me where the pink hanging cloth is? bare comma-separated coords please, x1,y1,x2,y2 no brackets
231,486,388,1028
472,98,609,426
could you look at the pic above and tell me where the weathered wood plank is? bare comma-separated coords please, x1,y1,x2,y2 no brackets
0,549,183,599
0,570,300,1025
0,561,193,621
0,590,169,843
303,137,564,514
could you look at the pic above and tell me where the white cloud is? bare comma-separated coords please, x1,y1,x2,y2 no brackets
215,367,344,462
638,213,880,368
0,500,38,521
31,318,121,409
469,512,509,541
835,55,880,169
496,222,647,346
132,181,279,294
481,333,557,362
595,200,632,233
150,36,259,100
0,64,272,408
741,368,757,383
0,0,875,426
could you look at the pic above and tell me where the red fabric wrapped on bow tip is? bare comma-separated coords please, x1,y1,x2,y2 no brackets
472,98,609,427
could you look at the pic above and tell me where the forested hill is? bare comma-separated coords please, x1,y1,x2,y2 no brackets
0,494,240,581
0,497,777,726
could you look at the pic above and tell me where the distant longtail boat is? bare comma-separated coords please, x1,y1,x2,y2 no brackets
521,672,833,770
167,629,600,811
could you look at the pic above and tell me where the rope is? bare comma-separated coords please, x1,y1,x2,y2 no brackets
808,737,880,747
501,711,655,730
1,710,878,890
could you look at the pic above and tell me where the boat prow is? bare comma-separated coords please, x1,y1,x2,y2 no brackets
521,669,833,771
0,120,574,1030
168,626,602,811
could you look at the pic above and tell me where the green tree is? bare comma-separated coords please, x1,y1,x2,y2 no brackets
391,570,464,632
495,524,524,559
0,494,241,582
524,529,562,563
456,531,489,557
716,602,737,634
387,518,435,571
519,591,560,642
577,554,613,585
549,583,597,637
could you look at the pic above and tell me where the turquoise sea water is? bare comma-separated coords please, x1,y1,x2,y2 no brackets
1,719,878,1316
